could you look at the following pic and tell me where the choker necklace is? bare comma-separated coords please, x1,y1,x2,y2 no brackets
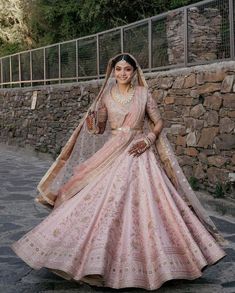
113,84,135,105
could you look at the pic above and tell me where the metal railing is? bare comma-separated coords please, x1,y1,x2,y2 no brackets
0,0,234,88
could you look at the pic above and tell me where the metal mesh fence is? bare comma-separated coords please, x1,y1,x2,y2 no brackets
20,52,30,82
0,0,234,87
124,22,149,69
2,57,10,83
45,45,59,83
11,55,19,82
99,30,121,75
32,49,44,83
187,0,230,63
78,37,97,77
61,40,76,80
152,13,185,68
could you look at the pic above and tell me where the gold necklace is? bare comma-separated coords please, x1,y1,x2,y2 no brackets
113,85,135,105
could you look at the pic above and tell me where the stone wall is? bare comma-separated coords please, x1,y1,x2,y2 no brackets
0,61,235,197
166,7,222,64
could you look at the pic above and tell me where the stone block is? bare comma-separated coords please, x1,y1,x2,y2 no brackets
204,110,219,126
184,117,204,131
203,93,223,110
214,134,235,150
219,117,235,133
172,76,185,89
182,106,191,117
196,70,227,84
190,89,200,98
190,104,206,118
175,145,185,155
176,135,186,147
197,127,219,148
228,111,235,118
194,162,206,179
182,165,193,178
196,83,221,94
223,93,235,108
170,124,186,135
198,152,208,163
183,74,196,88
207,167,228,184
178,155,195,166
152,89,167,103
174,97,194,106
232,154,235,165
186,131,197,146
185,147,199,157
164,96,175,104
221,75,235,93
208,155,227,167
158,76,174,89
162,111,178,120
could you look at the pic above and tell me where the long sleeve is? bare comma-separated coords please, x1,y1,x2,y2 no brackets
96,97,108,134
146,90,162,125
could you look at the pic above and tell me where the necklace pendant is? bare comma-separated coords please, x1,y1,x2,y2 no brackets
113,85,135,105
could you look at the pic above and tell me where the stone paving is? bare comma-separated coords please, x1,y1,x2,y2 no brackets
0,143,235,293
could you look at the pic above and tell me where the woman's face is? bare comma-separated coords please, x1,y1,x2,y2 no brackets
114,60,134,85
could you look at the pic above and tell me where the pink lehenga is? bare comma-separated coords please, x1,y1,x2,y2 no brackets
11,54,226,291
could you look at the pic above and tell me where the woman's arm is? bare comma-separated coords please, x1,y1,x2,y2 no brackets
129,90,163,157
86,98,108,134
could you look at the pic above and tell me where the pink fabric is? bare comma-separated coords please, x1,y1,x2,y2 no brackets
11,134,226,290
11,86,226,290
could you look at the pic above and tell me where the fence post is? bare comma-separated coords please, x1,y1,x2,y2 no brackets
9,56,12,87
76,40,79,82
229,0,235,60
97,35,100,79
183,7,188,67
43,48,46,85
58,44,61,84
148,19,152,72
30,51,33,87
19,54,22,87
121,27,124,53
0,59,2,88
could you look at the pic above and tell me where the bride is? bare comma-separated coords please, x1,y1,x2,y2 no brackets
11,53,226,290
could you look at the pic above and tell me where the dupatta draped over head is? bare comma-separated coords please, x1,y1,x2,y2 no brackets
35,53,226,245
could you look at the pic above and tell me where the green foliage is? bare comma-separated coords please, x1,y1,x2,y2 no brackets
189,176,200,191
214,183,225,198
0,0,199,56
214,181,233,198
0,39,29,58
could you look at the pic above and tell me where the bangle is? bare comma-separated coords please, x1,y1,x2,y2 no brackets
143,138,151,148
146,132,157,145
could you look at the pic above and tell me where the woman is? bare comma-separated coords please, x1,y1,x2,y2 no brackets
11,53,227,290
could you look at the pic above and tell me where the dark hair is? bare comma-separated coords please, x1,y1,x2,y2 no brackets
112,54,137,70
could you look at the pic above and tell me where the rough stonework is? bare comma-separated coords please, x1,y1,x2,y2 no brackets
167,7,222,64
0,61,235,197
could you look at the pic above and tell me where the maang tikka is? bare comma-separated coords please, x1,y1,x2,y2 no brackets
120,55,127,65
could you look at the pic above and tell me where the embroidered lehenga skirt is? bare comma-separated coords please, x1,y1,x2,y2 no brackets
11,87,226,290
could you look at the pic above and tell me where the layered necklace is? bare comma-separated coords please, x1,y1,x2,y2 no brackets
112,84,135,105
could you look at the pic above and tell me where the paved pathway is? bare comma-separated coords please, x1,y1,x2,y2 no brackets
0,144,235,293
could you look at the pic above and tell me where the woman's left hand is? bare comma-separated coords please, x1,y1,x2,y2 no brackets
128,140,148,157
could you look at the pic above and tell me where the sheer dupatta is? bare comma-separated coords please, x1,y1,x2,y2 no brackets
36,53,226,245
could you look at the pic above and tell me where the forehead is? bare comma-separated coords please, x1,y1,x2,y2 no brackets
115,60,133,68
